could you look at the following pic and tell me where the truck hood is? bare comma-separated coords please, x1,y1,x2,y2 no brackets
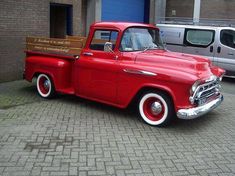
135,50,213,80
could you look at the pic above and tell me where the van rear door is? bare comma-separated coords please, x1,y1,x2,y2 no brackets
215,28,235,76
183,28,216,64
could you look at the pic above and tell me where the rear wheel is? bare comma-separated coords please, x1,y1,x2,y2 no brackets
37,74,55,98
138,91,174,126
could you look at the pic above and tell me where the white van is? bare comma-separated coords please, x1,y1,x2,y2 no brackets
157,24,235,77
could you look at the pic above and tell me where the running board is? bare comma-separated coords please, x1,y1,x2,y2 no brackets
57,88,75,95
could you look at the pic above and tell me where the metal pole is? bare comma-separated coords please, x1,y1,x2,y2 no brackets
193,0,201,24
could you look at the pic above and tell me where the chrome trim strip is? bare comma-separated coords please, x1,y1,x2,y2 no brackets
83,52,93,56
177,94,223,120
123,69,157,76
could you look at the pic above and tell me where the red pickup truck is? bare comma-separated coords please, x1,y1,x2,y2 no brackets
24,22,225,126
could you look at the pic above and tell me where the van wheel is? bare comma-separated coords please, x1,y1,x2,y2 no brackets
37,74,55,98
138,91,174,126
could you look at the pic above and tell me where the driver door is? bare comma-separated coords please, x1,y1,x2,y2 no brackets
75,30,119,103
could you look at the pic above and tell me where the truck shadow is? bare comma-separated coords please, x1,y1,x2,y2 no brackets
57,93,220,133
57,94,134,118
223,77,235,83
170,113,219,131
221,77,235,95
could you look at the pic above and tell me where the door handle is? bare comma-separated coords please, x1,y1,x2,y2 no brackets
209,46,213,53
114,55,118,60
217,46,221,53
74,55,80,59
83,52,93,56
228,52,234,56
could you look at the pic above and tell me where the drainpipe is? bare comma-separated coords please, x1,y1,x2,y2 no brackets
155,0,166,24
193,0,201,24
95,0,102,22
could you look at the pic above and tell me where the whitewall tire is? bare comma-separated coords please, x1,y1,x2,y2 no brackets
138,91,174,126
36,74,55,98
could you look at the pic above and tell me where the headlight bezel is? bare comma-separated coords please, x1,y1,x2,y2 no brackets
190,80,201,96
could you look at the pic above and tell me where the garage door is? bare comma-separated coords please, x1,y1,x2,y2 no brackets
101,0,149,23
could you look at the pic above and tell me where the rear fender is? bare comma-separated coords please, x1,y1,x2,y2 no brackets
25,56,73,91
30,69,56,88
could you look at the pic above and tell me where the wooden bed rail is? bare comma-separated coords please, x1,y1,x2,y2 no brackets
26,36,87,55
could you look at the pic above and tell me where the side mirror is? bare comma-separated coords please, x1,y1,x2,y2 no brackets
104,42,114,53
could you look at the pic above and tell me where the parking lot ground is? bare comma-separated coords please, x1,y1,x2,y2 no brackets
0,80,235,176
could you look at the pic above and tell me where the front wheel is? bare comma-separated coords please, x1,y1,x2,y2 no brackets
138,91,175,126
36,74,55,98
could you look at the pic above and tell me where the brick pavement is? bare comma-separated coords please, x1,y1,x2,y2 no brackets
0,80,235,176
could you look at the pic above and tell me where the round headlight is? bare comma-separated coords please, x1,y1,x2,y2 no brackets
190,80,201,95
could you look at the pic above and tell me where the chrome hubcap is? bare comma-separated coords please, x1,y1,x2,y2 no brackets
150,102,162,115
43,80,50,89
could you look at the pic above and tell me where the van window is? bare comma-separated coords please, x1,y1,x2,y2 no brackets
90,30,118,51
220,29,235,49
184,29,215,47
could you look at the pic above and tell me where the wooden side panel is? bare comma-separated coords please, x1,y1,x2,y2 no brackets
26,36,87,55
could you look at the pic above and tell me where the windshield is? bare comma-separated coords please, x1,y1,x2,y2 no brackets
120,27,164,52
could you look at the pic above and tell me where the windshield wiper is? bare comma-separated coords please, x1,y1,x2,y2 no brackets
143,45,159,52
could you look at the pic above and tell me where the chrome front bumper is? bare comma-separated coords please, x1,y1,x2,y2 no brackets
177,94,223,120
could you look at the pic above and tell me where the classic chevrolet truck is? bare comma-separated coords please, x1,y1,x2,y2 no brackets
24,22,225,126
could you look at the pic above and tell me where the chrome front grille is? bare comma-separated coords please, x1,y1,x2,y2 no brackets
191,79,221,105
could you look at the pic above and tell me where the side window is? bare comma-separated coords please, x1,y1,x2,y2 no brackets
90,30,118,51
184,29,215,48
220,29,235,49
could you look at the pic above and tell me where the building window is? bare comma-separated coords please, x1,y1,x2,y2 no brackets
50,3,73,38
184,29,215,47
90,30,118,51
220,29,235,49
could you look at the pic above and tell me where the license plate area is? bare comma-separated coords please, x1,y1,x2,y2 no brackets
197,93,220,106
198,97,207,106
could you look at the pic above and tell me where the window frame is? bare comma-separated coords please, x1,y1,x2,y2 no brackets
119,26,164,52
183,28,215,48
89,29,119,51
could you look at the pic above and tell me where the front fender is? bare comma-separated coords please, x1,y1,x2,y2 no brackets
119,82,177,109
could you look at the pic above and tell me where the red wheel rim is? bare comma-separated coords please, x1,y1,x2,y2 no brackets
39,76,49,94
143,97,165,121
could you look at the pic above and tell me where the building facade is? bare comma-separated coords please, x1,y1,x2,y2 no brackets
165,0,235,21
0,0,235,82
0,0,83,82
84,0,153,34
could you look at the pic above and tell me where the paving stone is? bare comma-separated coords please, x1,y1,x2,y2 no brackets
0,80,235,176
69,166,77,176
